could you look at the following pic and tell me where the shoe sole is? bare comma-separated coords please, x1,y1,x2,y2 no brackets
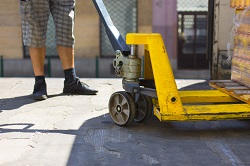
63,92,97,95
33,95,48,101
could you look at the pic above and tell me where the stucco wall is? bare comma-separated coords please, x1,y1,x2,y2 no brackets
212,0,234,79
0,1,23,59
74,0,100,57
135,0,153,56
0,1,152,59
152,0,177,70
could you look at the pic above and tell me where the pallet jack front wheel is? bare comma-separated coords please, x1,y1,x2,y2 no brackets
109,91,136,126
134,95,153,123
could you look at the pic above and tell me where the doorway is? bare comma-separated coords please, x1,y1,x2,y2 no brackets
177,0,209,70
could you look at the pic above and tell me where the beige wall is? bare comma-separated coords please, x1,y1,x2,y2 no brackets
74,0,100,57
137,0,153,56
1,0,153,59
0,1,23,59
216,0,234,50
0,0,100,59
138,0,152,33
212,0,234,79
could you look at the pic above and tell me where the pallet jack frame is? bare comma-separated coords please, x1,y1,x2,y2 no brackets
92,0,250,126
125,34,250,122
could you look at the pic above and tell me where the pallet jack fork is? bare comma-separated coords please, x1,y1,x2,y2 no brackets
126,34,250,122
93,0,250,126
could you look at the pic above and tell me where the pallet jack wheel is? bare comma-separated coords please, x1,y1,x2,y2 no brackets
109,91,136,126
134,95,153,123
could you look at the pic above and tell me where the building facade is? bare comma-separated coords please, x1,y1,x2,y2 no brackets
0,0,231,79
0,0,152,59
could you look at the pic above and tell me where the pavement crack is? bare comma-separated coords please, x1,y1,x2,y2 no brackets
9,138,30,140
103,146,121,158
205,141,244,166
141,154,160,165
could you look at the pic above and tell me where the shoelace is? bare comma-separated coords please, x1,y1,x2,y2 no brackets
75,78,90,88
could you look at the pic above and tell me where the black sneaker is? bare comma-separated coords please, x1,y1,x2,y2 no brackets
63,78,98,95
33,79,48,100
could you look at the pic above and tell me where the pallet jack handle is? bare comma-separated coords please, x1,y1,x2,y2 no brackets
92,0,131,56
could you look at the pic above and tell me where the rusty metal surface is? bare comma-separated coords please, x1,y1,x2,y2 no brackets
210,80,250,104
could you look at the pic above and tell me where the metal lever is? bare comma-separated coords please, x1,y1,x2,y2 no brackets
92,0,131,56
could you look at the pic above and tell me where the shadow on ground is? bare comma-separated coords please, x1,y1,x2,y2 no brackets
1,81,250,165
0,114,250,166
0,80,210,111
0,93,65,111
66,115,250,166
0,95,37,111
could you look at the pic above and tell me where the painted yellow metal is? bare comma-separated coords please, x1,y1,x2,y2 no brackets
144,45,154,80
127,33,184,116
179,90,239,103
210,82,250,104
154,108,162,121
161,104,250,121
126,33,250,122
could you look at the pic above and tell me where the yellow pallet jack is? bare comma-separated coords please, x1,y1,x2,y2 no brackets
93,0,250,126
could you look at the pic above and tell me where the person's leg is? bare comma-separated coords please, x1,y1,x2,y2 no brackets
50,0,76,82
51,0,98,95
57,45,97,95
29,47,48,100
49,0,75,71
20,0,50,100
57,46,78,83
29,47,46,76
57,46,74,70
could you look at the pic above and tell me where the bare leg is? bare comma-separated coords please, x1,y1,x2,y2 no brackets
29,47,47,100
58,45,98,95
57,46,74,70
29,47,46,76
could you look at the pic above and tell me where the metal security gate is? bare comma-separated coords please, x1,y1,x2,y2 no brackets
45,15,57,57
100,0,137,57
177,0,209,69
178,12,209,69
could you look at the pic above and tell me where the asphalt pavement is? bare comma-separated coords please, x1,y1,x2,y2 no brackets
0,78,250,166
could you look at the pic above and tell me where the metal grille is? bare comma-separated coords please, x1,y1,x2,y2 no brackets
101,0,137,57
177,0,208,12
46,14,57,57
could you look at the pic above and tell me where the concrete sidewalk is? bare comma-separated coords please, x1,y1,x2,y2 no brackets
0,78,250,166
